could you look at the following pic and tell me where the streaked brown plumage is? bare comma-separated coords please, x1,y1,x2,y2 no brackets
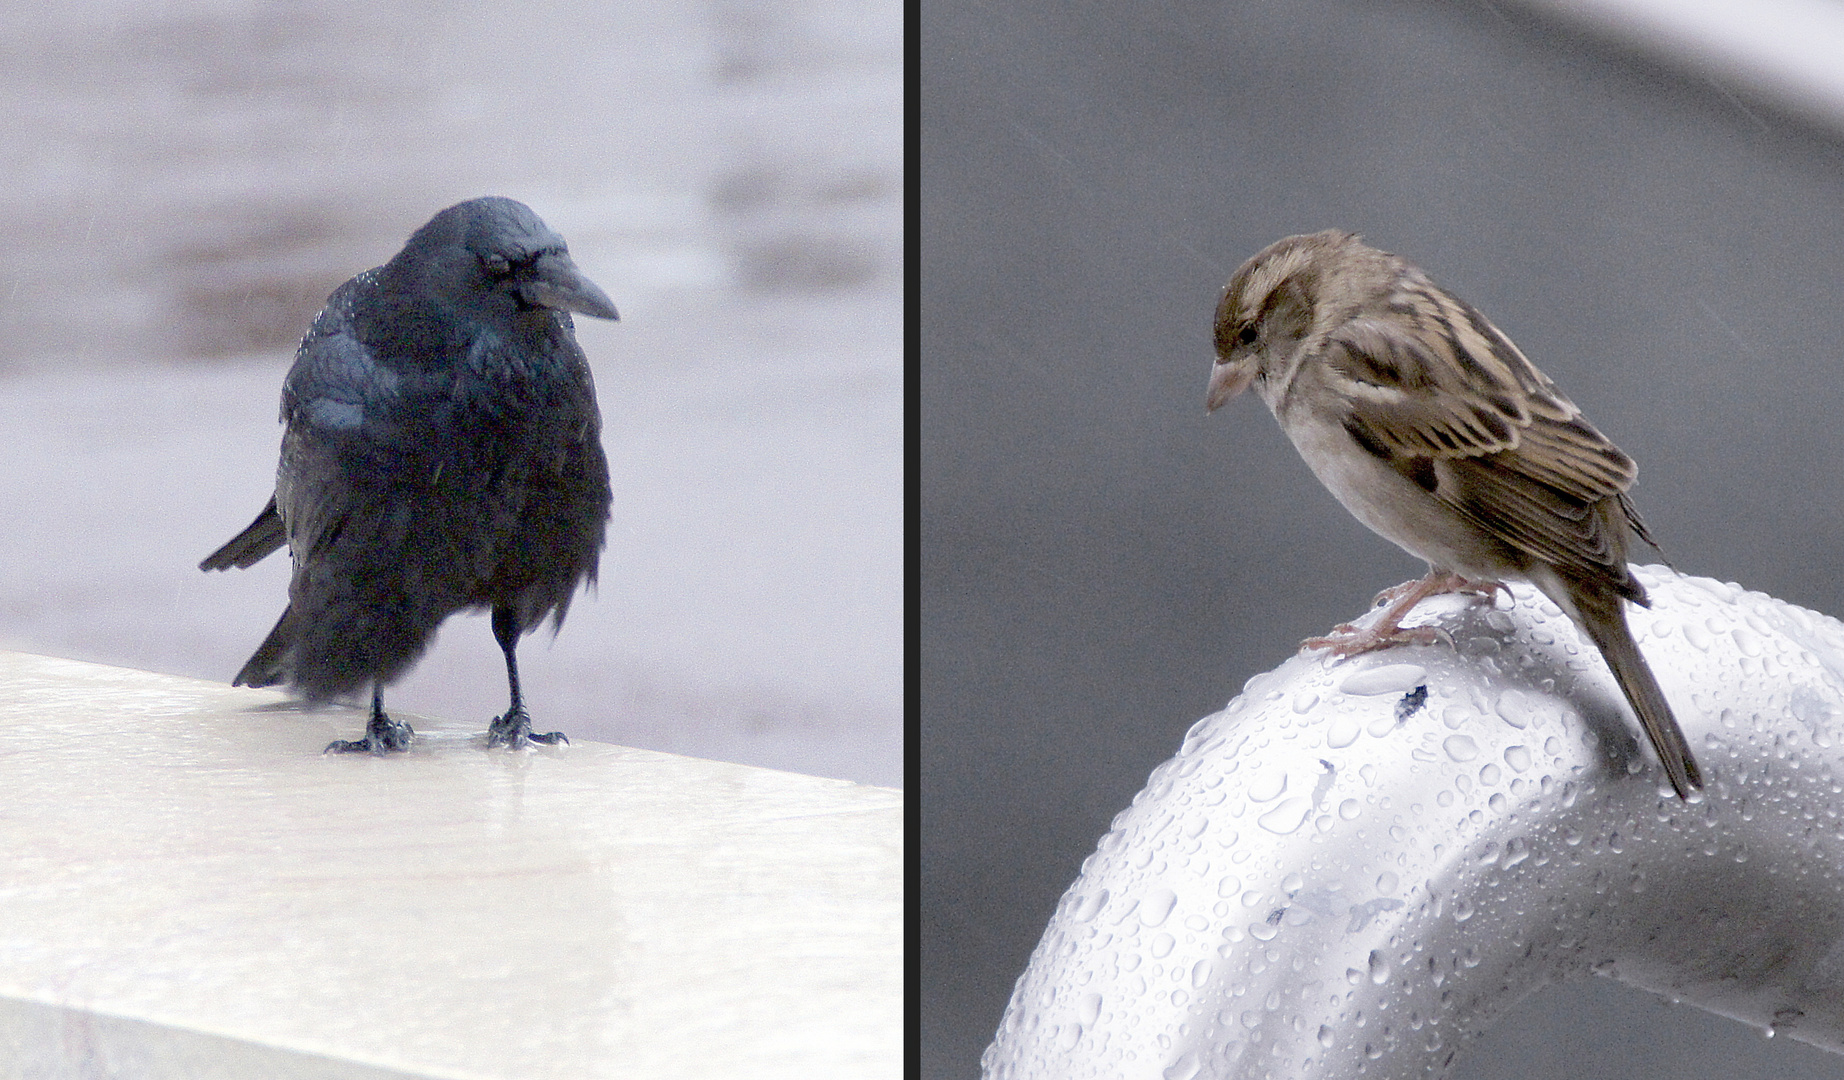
1207,230,1701,799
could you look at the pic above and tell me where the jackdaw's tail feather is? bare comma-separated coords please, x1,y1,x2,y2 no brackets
233,606,294,688
201,497,286,571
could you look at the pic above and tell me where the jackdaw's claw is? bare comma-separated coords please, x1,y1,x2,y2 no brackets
485,708,568,749
325,716,415,755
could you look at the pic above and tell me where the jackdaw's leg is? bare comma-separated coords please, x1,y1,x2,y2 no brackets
325,684,415,754
485,605,568,748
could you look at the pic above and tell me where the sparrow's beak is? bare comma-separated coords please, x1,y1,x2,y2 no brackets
1206,360,1255,413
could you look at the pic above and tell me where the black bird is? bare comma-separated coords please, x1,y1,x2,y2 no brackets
201,196,617,753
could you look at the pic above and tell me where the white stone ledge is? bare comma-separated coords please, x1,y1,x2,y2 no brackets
0,651,901,1079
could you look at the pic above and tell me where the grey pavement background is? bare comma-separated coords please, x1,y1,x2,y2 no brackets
0,0,901,788
923,0,1844,1076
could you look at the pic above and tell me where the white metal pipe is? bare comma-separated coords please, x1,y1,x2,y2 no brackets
982,568,1844,1078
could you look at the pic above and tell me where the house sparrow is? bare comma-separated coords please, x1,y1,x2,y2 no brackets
1206,230,1701,799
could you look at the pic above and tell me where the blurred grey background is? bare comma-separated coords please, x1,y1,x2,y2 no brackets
0,0,901,788
923,0,1844,1076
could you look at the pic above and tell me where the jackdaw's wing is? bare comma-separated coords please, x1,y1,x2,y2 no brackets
273,271,407,566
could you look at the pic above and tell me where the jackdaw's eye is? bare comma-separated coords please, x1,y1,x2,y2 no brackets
481,254,512,279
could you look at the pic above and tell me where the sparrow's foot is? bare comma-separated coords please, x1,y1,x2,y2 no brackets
1368,572,1506,609
485,708,569,749
1306,569,1501,657
325,714,415,755
1303,622,1449,657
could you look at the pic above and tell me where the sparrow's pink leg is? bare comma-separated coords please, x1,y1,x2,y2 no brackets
1302,570,1505,656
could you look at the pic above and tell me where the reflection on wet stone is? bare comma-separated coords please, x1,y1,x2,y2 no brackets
735,236,879,293
163,209,362,358
712,165,894,292
705,0,900,295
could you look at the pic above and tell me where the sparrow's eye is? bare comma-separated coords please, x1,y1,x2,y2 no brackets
1237,324,1259,347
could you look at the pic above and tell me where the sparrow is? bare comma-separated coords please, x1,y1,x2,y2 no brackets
1205,230,1701,799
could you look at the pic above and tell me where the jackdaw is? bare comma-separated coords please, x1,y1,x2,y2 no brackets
201,196,617,753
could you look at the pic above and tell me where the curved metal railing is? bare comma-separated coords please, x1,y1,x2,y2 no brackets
983,569,1844,1079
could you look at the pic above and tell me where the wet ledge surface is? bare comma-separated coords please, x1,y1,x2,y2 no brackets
0,651,901,1079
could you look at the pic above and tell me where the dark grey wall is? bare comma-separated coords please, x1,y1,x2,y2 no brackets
921,1,1844,1077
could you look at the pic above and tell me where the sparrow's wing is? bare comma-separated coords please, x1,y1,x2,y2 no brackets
1321,292,1639,583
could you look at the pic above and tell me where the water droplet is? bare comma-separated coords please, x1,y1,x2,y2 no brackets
1162,1051,1201,1080
1682,621,1711,651
1326,716,1361,748
1071,889,1108,922
1141,888,1178,926
1495,690,1535,729
1368,949,1391,984
1192,959,1214,988
1318,1024,1335,1048
1292,690,1320,714
1443,735,1479,762
1078,992,1103,1026
1503,745,1532,771
1216,874,1242,898
1502,838,1530,867
1247,773,1287,802
1151,932,1175,958
1453,898,1474,922
1258,796,1313,835
1732,626,1763,658
1341,664,1427,696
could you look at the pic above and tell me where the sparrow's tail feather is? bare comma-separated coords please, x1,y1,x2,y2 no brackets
1569,583,1702,799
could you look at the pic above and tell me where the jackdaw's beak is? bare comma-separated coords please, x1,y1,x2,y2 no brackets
519,252,620,321
1206,359,1255,412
